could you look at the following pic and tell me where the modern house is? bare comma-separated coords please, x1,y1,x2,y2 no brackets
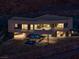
8,14,73,41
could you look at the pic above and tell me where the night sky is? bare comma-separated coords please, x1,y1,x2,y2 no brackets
0,0,79,36
0,0,79,17
0,0,79,29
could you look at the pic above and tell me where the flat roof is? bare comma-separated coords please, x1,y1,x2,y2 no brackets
10,14,72,21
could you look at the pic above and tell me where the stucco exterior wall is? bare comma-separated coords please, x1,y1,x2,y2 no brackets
8,17,73,33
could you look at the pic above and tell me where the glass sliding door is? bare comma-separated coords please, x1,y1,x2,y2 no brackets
55,23,64,30
34,24,43,30
22,24,28,31
34,24,51,30
30,24,34,30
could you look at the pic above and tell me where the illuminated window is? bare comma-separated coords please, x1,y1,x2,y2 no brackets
22,24,28,30
43,24,51,30
56,23,64,30
15,24,18,27
34,24,51,30
14,24,21,29
30,24,33,30
34,24,42,30
57,31,66,37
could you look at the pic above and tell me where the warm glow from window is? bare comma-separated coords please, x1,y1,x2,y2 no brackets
30,24,33,30
15,24,18,27
43,24,51,30
34,24,37,30
56,23,64,30
69,33,71,37
34,24,42,30
22,24,28,30
57,31,66,38
34,24,51,30
14,32,26,40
